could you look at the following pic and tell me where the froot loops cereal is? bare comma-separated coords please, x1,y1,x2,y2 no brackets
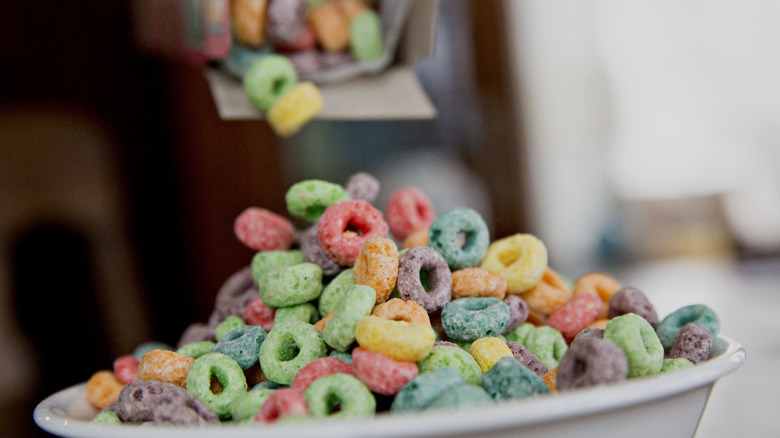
60,172,728,430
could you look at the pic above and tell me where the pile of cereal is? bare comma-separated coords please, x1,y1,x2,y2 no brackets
82,172,721,427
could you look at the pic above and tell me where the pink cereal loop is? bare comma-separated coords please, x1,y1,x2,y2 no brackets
317,200,389,266
234,207,295,251
254,388,308,423
385,186,436,242
290,357,353,393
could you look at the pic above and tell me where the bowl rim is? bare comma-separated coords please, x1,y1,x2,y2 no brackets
34,335,745,438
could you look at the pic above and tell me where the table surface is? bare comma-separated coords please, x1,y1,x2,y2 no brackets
616,255,779,437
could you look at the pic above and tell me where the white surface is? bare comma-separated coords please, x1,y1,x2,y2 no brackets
34,337,743,438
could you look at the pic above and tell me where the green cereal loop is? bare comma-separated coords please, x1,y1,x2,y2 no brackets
92,410,121,424
322,284,376,352
230,388,275,422
259,319,327,385
481,356,549,401
523,326,568,370
251,250,304,286
186,352,248,420
274,302,320,326
417,344,482,386
177,341,216,359
260,263,323,307
350,10,383,61
215,315,245,341
504,323,536,345
656,304,720,351
243,54,298,111
660,357,695,374
285,180,350,223
605,313,664,378
426,384,493,411
391,366,464,413
318,268,356,316
303,373,376,419
428,207,490,271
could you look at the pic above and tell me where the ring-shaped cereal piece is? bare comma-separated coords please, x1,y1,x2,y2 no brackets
290,356,353,393
355,315,436,362
451,267,507,300
603,313,664,378
503,294,530,333
300,225,344,277
655,304,720,352
231,387,275,422
286,179,350,223
254,388,308,423
352,347,419,395
608,286,659,327
396,246,452,313
317,268,355,316
481,356,549,400
233,207,296,252
385,186,436,242
469,336,514,373
556,336,628,391
85,370,124,410
668,323,713,364
428,208,490,271
274,302,320,326
547,293,603,343
390,366,464,413
480,233,547,294
251,250,304,286
259,319,328,385
371,298,431,326
416,343,482,385
137,349,195,388
186,352,248,419
303,373,376,418
243,54,298,111
211,325,267,370
520,267,572,320
573,272,622,318
505,341,548,377
317,200,389,266
322,284,376,352
354,237,399,304
260,262,323,308
440,297,510,342
345,172,380,204
403,227,430,249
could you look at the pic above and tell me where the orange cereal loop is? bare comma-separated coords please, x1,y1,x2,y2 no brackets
137,349,194,388
85,370,124,409
354,237,399,304
519,267,572,318
451,267,507,300
371,298,431,326
233,0,268,48
333,0,369,21
573,272,622,318
403,228,429,249
308,1,350,52
587,318,609,331
542,367,558,393
315,310,335,332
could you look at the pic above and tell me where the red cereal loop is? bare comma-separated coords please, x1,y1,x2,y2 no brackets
233,207,295,251
385,186,435,242
351,347,418,396
317,200,389,266
547,293,603,343
290,357,352,393
243,297,276,332
113,355,139,384
254,388,308,423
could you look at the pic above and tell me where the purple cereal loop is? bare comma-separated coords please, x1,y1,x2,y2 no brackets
300,225,345,276
608,287,660,327
345,172,381,204
176,322,216,349
109,380,219,426
286,50,321,79
668,323,713,364
506,341,548,377
503,294,530,333
396,246,453,313
570,327,604,346
266,0,307,45
207,266,258,326
556,337,628,391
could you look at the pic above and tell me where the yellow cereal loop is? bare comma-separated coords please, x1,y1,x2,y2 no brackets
469,337,514,373
371,298,431,326
354,237,399,304
402,228,429,249
480,234,548,294
267,82,324,137
355,315,435,362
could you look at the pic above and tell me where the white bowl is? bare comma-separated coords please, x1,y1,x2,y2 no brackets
34,336,745,438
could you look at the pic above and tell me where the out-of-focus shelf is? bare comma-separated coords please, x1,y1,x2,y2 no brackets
205,66,437,120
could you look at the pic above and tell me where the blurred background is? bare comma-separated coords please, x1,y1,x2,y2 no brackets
1,0,778,436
